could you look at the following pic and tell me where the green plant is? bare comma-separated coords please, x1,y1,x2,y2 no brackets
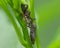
0,0,60,48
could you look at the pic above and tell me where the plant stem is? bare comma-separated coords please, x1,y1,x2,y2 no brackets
30,0,35,18
0,0,27,46
30,0,41,48
36,28,41,48
0,0,33,48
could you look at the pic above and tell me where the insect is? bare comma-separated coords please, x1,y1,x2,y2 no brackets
30,23,36,44
21,3,36,44
21,4,28,14
21,3,32,27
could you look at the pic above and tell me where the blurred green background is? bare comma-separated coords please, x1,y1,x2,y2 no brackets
0,0,60,48
34,0,60,48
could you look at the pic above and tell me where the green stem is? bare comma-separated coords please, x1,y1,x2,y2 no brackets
36,27,41,48
30,0,41,48
30,0,35,18
0,0,27,46
0,0,33,48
